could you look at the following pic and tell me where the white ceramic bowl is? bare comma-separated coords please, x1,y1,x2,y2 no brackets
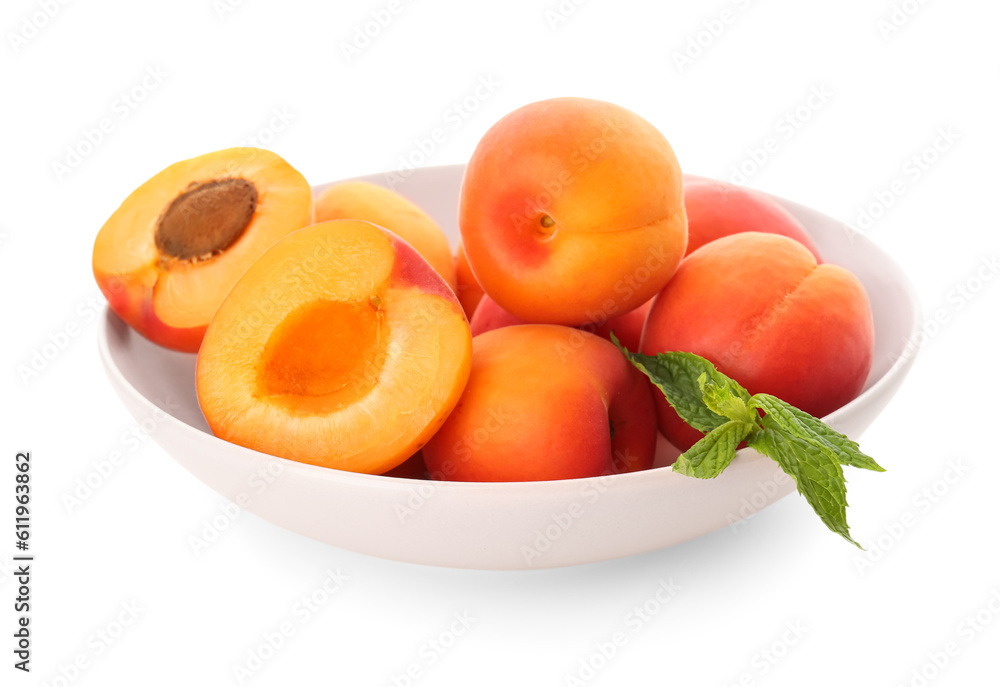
98,164,921,570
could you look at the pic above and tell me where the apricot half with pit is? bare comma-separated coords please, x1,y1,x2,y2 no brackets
196,219,472,474
93,147,313,352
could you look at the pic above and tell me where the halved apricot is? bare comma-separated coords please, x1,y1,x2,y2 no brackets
314,181,457,290
196,220,472,474
93,148,313,352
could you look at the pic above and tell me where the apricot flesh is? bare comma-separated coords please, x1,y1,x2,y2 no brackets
259,299,386,402
314,181,457,290
640,232,874,450
196,219,472,474
459,97,687,325
423,325,657,482
93,147,313,352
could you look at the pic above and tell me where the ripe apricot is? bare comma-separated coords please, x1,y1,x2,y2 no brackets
314,181,456,290
684,178,820,258
93,148,313,352
454,242,485,319
470,294,652,352
641,232,874,450
423,325,657,482
459,97,687,326
196,220,472,474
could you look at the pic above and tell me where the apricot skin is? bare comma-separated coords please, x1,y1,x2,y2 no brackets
470,294,652,352
422,325,657,482
640,232,874,450
454,243,485,319
314,181,457,290
684,178,820,259
459,97,687,326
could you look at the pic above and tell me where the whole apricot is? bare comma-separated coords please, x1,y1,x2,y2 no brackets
459,97,687,326
423,325,657,482
641,232,874,450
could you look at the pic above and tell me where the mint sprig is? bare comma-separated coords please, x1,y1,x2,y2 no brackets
611,334,884,548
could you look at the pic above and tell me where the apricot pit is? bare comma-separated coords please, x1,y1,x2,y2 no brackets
154,178,258,261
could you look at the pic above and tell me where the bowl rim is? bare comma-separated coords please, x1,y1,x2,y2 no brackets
98,164,924,495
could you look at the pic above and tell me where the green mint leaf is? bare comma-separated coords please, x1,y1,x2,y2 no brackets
611,338,881,548
750,394,885,472
749,425,861,548
610,335,733,433
673,421,757,479
698,374,759,426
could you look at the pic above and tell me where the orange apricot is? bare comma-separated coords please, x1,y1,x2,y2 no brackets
314,181,456,290
196,220,472,474
423,325,657,482
684,178,820,259
93,147,312,352
641,232,874,450
470,294,653,352
459,97,687,326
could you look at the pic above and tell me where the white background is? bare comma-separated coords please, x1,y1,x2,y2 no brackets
3,0,999,685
